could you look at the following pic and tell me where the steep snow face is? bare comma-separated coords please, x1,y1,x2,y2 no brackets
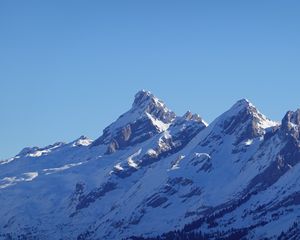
92,90,176,153
1,92,300,240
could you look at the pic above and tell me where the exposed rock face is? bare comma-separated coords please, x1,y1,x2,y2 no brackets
122,125,132,141
281,109,300,139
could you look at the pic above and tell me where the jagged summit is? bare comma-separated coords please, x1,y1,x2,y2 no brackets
131,90,176,124
205,98,278,144
92,90,176,152
218,98,276,127
282,109,300,126
281,109,300,137
182,111,205,124
132,90,156,108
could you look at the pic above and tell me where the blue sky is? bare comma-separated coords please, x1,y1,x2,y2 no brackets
0,1,299,159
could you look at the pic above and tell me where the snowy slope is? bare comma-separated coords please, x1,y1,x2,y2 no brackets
0,91,299,240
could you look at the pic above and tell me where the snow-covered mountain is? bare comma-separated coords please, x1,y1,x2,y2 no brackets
1,90,300,240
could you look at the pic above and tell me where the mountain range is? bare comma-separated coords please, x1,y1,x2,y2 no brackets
1,90,300,240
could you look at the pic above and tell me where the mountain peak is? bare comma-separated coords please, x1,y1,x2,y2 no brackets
208,99,277,144
230,98,253,112
281,109,300,133
92,90,176,152
131,90,173,120
130,90,175,124
183,111,207,124
235,98,250,104
132,90,154,107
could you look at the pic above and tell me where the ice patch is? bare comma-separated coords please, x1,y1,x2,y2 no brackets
170,155,185,170
127,149,142,169
28,149,51,157
72,137,93,147
0,156,20,165
26,143,64,157
43,162,86,175
0,172,38,189
114,163,124,171
245,139,253,146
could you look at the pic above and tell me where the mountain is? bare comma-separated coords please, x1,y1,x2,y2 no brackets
92,90,176,153
0,90,300,240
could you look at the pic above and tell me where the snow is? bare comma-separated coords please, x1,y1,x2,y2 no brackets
202,119,209,127
257,119,279,129
170,155,185,170
114,163,124,171
0,172,38,189
23,172,39,181
127,149,142,169
27,149,51,157
194,152,211,159
245,139,253,145
43,162,86,175
26,142,65,157
146,149,157,156
72,137,93,147
146,112,170,132
0,156,19,165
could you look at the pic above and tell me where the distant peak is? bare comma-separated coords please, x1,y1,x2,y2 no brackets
224,98,260,119
183,111,193,119
232,98,253,109
281,109,300,132
183,111,206,124
225,98,275,124
132,90,155,108
131,90,176,123
135,89,151,96
208,98,278,144
237,98,250,104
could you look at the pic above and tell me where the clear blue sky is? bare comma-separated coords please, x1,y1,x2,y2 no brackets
0,1,299,159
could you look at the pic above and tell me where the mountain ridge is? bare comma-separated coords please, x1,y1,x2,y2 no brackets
0,90,299,240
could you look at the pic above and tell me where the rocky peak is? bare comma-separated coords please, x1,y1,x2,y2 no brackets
282,110,300,127
132,90,175,124
132,90,154,108
183,111,206,124
92,90,176,153
281,109,300,138
209,99,277,144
